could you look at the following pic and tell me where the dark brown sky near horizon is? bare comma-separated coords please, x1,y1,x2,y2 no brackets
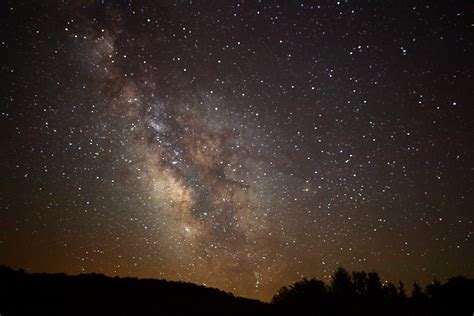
0,1,473,301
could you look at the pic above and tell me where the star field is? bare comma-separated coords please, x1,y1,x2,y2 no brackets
0,1,473,301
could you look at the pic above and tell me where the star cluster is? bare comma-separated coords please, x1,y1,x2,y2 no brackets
1,1,473,301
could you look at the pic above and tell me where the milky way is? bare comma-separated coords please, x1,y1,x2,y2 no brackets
1,1,473,300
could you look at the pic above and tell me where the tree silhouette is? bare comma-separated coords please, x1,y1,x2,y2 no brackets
2,264,474,316
272,267,474,316
272,277,330,314
411,281,424,300
352,271,368,295
426,279,442,300
331,267,353,297
397,280,407,299
383,282,398,299
366,272,383,299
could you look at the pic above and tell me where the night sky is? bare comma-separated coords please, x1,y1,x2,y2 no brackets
1,1,473,301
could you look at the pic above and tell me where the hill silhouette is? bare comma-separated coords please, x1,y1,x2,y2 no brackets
0,265,269,315
1,265,473,315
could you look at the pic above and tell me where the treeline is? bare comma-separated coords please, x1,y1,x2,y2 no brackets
1,265,473,315
272,267,474,315
0,265,268,316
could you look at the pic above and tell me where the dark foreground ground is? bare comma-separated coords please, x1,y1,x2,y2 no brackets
1,265,473,315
